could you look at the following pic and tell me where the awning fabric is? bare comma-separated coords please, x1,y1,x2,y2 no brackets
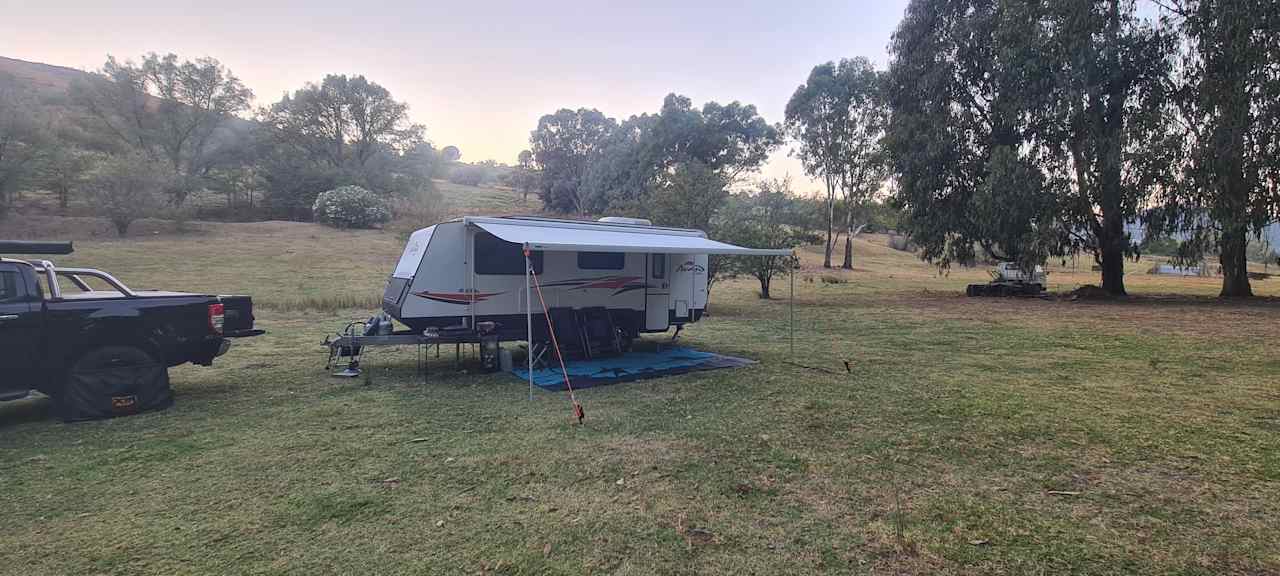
469,218,792,256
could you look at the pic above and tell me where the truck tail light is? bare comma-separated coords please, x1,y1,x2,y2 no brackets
208,303,225,335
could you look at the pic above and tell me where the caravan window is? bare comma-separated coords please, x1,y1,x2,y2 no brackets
577,251,625,270
651,254,666,279
474,231,542,275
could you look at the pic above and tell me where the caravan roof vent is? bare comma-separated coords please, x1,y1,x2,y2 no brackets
596,216,652,226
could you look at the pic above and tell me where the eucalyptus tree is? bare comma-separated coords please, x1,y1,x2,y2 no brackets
1150,0,1280,297
832,58,890,269
885,0,1062,274
886,0,1178,295
1037,0,1180,296
786,62,846,268
529,108,617,213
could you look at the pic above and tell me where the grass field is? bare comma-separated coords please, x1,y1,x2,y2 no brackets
2,195,1279,574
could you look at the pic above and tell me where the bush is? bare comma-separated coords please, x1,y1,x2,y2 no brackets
84,153,166,237
447,164,488,187
312,185,391,229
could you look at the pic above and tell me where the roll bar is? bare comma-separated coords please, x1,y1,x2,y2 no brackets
30,262,136,298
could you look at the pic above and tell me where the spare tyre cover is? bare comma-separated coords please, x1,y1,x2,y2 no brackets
60,353,172,422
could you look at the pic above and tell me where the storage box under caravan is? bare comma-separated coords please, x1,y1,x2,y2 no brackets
381,216,791,348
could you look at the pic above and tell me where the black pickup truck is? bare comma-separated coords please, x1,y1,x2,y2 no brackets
0,241,262,421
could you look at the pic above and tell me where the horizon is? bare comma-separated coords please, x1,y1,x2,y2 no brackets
0,0,910,195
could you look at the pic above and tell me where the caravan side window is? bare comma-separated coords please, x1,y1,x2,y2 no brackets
651,254,666,279
577,252,625,270
474,231,543,275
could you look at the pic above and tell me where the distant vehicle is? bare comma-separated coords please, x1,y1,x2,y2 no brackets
0,241,263,421
966,262,1047,297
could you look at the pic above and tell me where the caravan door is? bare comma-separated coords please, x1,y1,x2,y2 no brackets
644,253,670,331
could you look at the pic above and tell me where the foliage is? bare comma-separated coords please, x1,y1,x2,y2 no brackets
886,0,1056,272
531,95,780,215
83,153,169,236
446,163,488,187
621,160,728,232
257,74,431,216
0,75,47,215
885,0,1177,295
788,57,891,269
70,53,253,206
440,145,461,163
1147,0,1280,297
312,185,392,229
38,145,97,213
529,108,617,213
581,94,781,214
511,149,538,201
713,179,806,299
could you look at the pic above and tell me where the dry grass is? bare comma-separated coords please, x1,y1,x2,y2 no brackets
2,218,1279,575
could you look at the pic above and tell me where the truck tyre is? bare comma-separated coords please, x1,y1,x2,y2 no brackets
57,345,173,422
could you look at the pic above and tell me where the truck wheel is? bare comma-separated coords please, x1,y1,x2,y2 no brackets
57,345,173,422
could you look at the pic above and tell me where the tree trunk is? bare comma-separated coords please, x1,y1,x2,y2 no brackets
842,206,855,269
58,187,69,213
1098,208,1127,296
1097,0,1127,298
823,176,834,269
759,273,771,299
1219,227,1253,297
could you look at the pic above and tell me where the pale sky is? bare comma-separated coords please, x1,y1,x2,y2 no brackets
0,0,909,194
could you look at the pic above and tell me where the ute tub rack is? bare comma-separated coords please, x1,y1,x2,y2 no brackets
31,261,136,298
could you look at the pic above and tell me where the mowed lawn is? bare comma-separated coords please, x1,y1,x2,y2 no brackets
2,217,1279,575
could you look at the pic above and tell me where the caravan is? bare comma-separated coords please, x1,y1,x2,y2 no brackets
381,216,790,349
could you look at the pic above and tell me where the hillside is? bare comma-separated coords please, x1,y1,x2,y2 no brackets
0,55,92,98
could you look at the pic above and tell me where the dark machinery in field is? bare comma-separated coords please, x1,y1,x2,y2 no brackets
966,262,1047,297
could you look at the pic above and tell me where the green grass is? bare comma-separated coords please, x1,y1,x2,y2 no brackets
2,223,1279,574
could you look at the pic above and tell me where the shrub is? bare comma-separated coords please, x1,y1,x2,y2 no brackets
84,153,166,237
312,185,391,229
447,164,487,187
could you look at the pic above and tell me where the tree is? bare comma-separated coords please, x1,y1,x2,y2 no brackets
529,108,616,213
440,145,461,163
83,153,168,236
514,149,537,201
885,0,1175,294
1151,0,1280,297
715,179,805,299
628,160,729,231
259,74,423,173
1037,0,1180,296
39,146,96,213
832,58,890,269
72,53,253,206
786,62,845,268
885,0,1056,273
580,94,781,214
0,76,46,216
257,74,429,217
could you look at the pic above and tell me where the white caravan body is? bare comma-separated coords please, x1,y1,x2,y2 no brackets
382,216,784,341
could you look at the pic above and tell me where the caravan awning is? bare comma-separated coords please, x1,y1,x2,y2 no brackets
469,217,793,256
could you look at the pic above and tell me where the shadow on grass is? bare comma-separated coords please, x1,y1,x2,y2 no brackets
0,393,55,428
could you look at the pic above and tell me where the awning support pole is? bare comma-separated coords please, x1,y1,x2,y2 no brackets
525,248,533,401
789,259,795,358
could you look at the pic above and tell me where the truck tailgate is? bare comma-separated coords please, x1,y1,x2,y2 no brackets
219,295,260,336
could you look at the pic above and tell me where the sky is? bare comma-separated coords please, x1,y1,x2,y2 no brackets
0,0,910,194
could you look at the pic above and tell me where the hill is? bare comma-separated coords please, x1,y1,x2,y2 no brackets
0,55,93,99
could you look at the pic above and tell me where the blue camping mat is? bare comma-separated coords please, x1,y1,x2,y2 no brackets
511,347,755,391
